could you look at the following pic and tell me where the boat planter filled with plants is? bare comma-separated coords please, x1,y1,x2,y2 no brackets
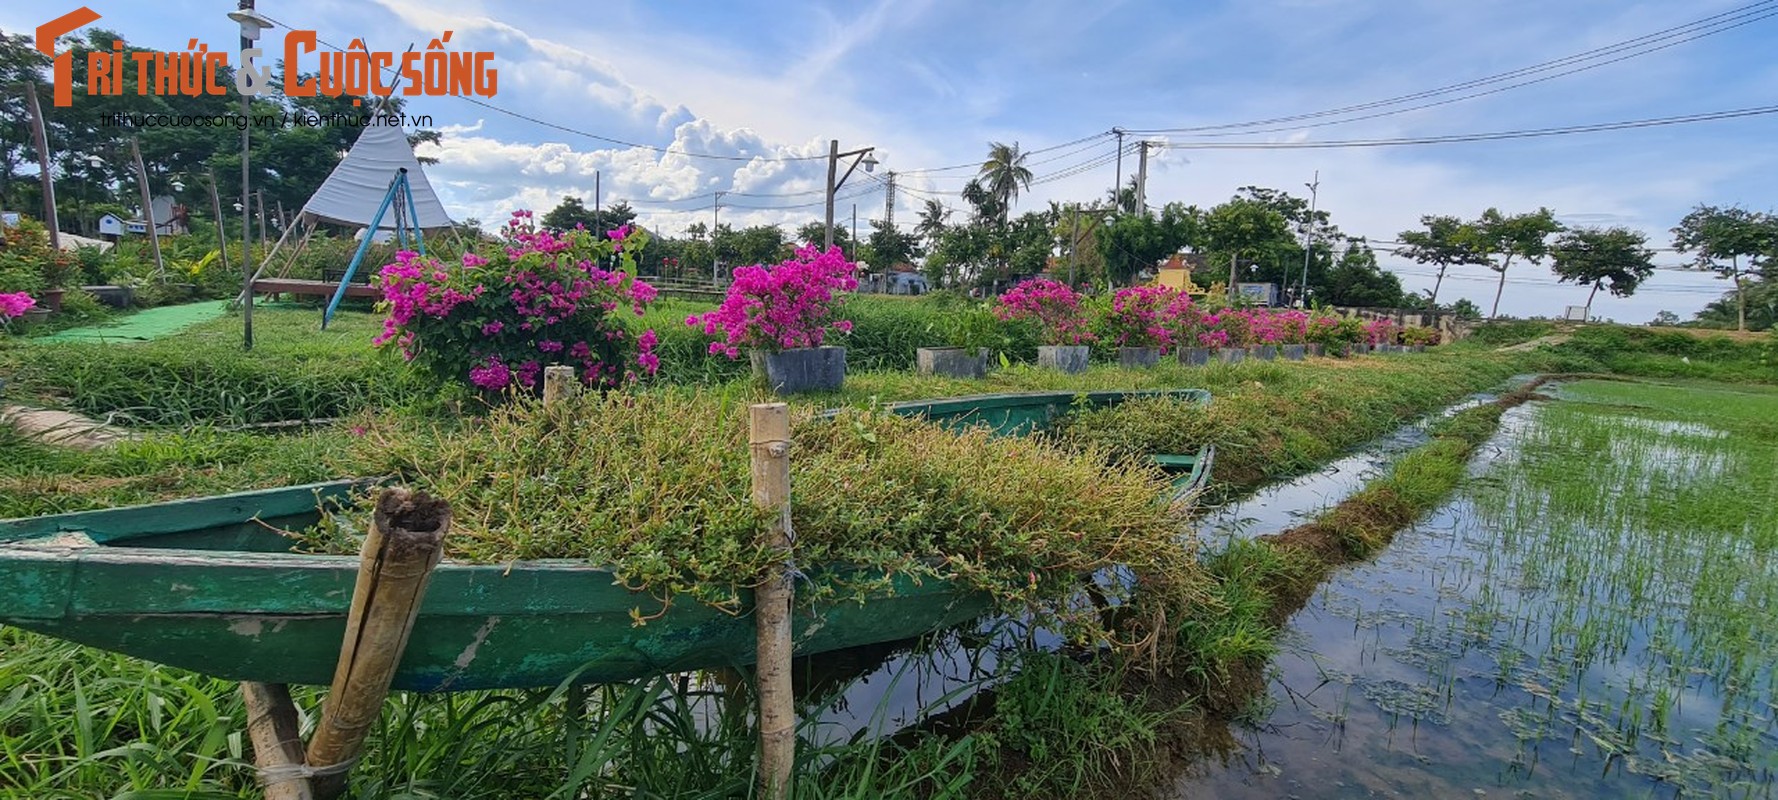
0,385,1211,691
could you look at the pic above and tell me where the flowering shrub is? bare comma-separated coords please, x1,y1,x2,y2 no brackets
687,245,857,358
1307,314,1360,348
1204,310,1254,348
1401,326,1442,346
1099,285,1181,350
373,210,660,393
0,291,35,319
1363,319,1401,346
996,278,1094,346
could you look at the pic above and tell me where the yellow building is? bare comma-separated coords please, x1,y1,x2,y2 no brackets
1152,253,1208,296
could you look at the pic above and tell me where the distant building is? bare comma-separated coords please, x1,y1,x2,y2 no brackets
125,196,187,236
1153,253,1209,295
97,213,125,237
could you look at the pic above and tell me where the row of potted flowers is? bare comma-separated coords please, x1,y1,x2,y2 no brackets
369,214,1443,397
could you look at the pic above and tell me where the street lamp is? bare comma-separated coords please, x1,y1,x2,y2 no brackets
824,139,876,251
229,1,272,350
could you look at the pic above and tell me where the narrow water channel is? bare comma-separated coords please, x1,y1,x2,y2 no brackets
1167,380,1778,799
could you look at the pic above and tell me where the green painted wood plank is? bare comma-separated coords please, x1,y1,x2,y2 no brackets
0,479,370,543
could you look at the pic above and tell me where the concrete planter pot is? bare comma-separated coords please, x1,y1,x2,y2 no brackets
18,307,52,328
1409,344,1427,353
1118,346,1161,369
750,346,846,395
1217,347,1246,364
40,288,66,312
916,347,988,379
1250,345,1278,361
1179,347,1212,367
1281,344,1307,361
82,285,135,309
1344,343,1369,357
1037,345,1090,374
1306,344,1325,358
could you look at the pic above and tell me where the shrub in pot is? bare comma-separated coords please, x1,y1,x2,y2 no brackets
917,305,996,379
1401,326,1441,352
689,244,858,394
996,278,1092,374
374,211,661,394
1099,284,1182,369
1,291,38,334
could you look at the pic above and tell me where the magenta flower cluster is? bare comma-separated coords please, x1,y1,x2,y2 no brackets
995,278,1095,346
1189,308,1330,348
373,210,660,393
686,245,858,358
0,291,36,319
1363,318,1401,345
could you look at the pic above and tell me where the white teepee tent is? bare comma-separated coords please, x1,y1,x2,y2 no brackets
246,120,454,293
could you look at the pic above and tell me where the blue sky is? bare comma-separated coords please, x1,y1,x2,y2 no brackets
5,0,1775,321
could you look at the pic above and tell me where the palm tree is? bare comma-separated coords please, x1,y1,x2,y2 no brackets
978,141,1033,223
916,198,951,248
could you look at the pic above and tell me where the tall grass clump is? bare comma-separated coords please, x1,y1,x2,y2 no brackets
328,389,1208,643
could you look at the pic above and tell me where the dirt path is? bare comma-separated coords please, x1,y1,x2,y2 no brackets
1498,333,1571,352
1,404,133,449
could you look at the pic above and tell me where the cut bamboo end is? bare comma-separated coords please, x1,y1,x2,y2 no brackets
304,488,450,800
543,365,577,406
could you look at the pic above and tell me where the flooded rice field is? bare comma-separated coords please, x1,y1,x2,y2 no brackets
1170,379,1778,798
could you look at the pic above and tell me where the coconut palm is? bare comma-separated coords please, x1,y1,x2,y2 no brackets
978,141,1033,223
916,198,951,248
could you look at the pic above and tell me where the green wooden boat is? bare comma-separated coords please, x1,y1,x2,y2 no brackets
0,389,1211,692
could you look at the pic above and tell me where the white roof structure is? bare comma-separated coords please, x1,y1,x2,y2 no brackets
301,122,452,230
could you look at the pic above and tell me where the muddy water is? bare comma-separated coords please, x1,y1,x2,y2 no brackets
1166,392,1778,798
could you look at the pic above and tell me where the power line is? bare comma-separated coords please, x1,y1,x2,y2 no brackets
1158,105,1778,150
1125,0,1778,136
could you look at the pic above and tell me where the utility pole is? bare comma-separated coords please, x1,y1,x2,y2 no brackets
594,170,601,231
1134,141,1150,217
22,82,60,251
824,139,876,250
1299,170,1319,308
129,138,165,278
883,171,895,229
711,190,725,284
1111,128,1125,214
231,0,269,350
851,203,857,258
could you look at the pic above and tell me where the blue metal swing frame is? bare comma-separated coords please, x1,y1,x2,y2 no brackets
321,168,426,329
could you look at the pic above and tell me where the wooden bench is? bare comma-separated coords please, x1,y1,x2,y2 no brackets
251,278,381,299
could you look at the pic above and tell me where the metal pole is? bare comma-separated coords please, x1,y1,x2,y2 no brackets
824,139,838,251
1135,141,1149,217
850,203,857,259
209,170,230,278
594,170,601,231
256,190,269,248
22,82,59,252
1300,170,1318,307
239,0,255,350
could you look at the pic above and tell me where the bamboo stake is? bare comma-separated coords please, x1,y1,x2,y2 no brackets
305,488,450,800
542,365,577,406
241,682,314,800
749,403,795,800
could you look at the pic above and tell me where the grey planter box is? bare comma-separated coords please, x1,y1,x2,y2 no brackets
1217,347,1246,364
750,346,846,394
82,285,135,309
1180,347,1212,366
917,347,988,379
1118,346,1161,368
1250,345,1278,361
1409,344,1427,353
1306,344,1325,358
1281,344,1307,361
1037,345,1090,374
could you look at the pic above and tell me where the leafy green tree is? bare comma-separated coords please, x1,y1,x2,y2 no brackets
1449,298,1482,320
1549,226,1657,315
541,197,634,234
1319,240,1405,307
1202,198,1292,297
978,141,1033,223
1467,207,1563,319
915,199,950,251
1672,205,1776,331
1396,215,1485,307
865,219,919,268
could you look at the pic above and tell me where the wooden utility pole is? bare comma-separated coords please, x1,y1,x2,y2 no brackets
22,82,60,251
1135,140,1150,216
749,403,795,800
209,170,231,277
129,138,165,278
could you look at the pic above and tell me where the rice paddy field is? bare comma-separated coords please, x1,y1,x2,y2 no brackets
1172,378,1778,798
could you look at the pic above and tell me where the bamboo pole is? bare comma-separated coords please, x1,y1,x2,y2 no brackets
749,403,795,800
542,365,577,406
241,682,314,800
305,488,450,800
